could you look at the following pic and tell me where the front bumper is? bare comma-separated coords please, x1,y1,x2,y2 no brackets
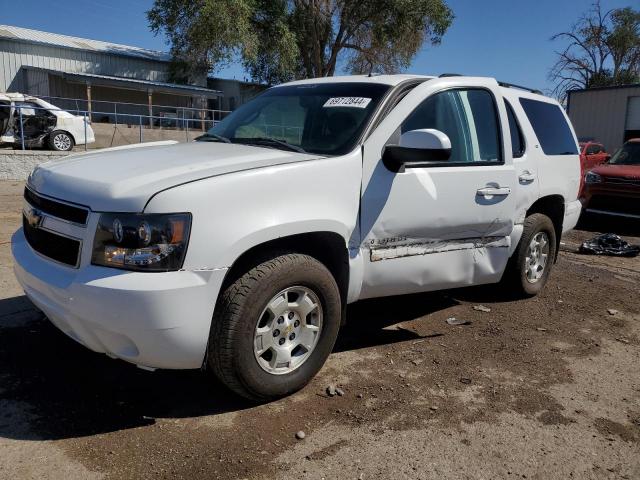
12,228,227,370
581,184,640,219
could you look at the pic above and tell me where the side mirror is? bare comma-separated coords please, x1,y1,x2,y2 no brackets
382,129,452,172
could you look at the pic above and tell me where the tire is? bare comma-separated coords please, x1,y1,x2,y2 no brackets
207,253,342,401
48,131,74,151
503,213,557,297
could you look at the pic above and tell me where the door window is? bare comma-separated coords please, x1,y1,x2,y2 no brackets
401,89,502,164
14,101,41,117
505,100,525,158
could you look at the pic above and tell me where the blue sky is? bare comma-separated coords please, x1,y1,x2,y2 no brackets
1,0,634,92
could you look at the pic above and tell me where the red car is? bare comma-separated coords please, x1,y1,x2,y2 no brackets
581,139,640,219
578,141,609,195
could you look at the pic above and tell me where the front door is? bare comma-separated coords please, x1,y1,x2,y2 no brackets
358,78,516,299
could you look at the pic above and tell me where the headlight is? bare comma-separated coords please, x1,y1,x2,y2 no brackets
584,171,602,184
91,213,191,272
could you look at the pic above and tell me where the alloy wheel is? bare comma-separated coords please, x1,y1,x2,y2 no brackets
253,286,323,375
525,231,550,283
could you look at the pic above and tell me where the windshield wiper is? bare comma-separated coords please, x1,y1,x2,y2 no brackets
240,137,306,153
196,133,231,143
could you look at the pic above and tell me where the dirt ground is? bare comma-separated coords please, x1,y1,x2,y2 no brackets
0,180,638,480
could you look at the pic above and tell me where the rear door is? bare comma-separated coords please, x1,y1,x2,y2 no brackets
358,77,517,299
502,94,541,225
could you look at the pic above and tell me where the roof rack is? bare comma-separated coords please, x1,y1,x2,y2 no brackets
498,81,543,95
437,74,544,95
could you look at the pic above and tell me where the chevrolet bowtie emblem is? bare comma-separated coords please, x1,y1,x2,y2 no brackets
24,206,44,228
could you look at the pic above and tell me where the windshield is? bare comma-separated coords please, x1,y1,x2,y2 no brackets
609,142,640,165
202,82,391,155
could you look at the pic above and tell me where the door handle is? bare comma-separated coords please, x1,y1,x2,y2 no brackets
518,171,536,183
477,187,511,197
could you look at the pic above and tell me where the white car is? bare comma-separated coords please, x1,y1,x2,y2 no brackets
12,74,582,400
0,93,95,151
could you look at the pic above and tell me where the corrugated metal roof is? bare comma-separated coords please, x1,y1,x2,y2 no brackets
568,83,640,94
0,24,170,62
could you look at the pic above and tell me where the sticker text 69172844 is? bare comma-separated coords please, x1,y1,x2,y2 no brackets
323,97,372,109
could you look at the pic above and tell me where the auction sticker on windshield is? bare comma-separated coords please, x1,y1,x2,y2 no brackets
323,97,372,108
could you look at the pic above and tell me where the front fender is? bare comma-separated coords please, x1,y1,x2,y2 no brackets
220,219,351,268
144,149,362,271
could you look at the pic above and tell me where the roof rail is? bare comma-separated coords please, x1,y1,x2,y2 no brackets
498,81,543,95
437,74,544,95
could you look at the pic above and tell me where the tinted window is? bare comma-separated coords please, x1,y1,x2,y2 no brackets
519,98,578,155
505,101,525,158
402,89,501,163
206,82,390,155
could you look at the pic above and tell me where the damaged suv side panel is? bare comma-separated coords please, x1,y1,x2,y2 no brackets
358,77,519,299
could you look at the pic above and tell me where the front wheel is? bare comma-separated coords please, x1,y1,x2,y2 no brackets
207,253,341,401
503,213,557,297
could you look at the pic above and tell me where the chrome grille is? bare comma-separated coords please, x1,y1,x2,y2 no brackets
24,187,89,225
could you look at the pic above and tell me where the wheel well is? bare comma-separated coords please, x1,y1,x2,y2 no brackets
221,232,350,315
526,195,565,261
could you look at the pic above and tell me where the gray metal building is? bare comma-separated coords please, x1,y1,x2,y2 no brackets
0,24,265,122
567,84,640,154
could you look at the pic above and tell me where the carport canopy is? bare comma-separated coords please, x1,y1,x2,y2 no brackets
24,66,222,99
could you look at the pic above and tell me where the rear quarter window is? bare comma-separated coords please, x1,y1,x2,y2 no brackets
519,98,578,156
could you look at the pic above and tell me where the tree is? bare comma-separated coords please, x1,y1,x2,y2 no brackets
148,0,454,85
148,0,257,83
549,1,640,100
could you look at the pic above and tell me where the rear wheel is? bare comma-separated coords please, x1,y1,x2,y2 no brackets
48,131,74,151
503,213,557,297
207,253,341,401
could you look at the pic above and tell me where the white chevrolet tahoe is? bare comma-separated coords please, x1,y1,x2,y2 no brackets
12,74,582,401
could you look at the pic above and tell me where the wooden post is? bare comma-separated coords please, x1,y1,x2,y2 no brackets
86,83,92,122
148,90,153,129
200,96,206,132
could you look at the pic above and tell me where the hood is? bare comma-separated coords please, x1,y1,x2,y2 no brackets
591,163,640,178
28,141,322,212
